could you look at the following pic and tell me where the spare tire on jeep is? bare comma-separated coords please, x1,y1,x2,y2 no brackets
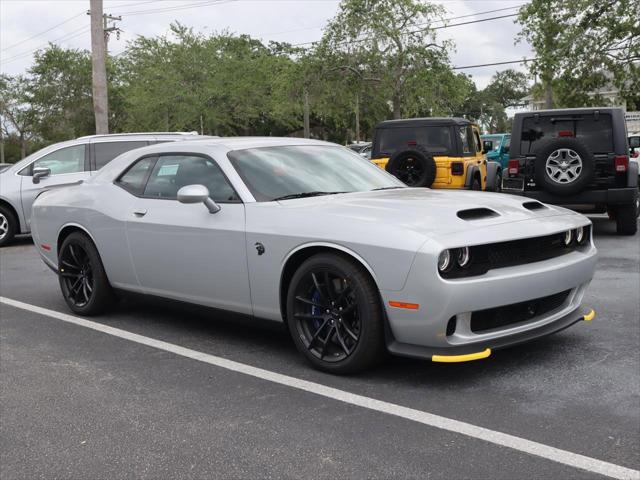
534,137,595,196
386,145,437,188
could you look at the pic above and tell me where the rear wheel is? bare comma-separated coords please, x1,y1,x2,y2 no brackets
286,253,384,374
0,205,17,247
58,232,114,315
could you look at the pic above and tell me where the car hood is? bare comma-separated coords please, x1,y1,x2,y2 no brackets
276,188,577,237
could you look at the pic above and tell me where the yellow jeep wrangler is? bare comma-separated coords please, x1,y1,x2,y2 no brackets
370,117,500,191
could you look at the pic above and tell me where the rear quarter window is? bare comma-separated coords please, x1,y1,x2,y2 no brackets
520,114,613,154
93,141,149,170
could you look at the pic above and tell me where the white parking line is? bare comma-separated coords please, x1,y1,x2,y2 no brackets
1,295,638,480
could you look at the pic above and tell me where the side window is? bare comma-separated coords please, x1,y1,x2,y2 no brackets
116,157,156,195
473,130,482,153
143,155,240,203
21,144,86,176
503,136,511,151
459,127,471,155
94,141,148,170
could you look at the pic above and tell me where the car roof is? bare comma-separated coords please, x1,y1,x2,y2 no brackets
160,136,335,150
513,107,625,117
376,117,472,128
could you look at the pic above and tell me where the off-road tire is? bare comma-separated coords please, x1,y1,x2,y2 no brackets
0,205,17,248
58,231,115,315
615,203,638,235
534,137,595,196
286,253,385,374
386,145,437,188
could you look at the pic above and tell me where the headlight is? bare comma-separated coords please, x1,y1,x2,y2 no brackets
457,247,471,268
575,226,585,244
438,250,452,272
563,230,573,246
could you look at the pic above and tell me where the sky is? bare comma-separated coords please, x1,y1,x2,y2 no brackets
0,0,533,89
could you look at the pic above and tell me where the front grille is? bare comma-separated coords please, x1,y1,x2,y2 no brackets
470,290,571,333
440,226,590,279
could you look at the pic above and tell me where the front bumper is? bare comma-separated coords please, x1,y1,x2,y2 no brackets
387,307,595,362
380,216,597,361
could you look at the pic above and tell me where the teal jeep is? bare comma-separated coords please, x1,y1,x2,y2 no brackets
481,133,510,170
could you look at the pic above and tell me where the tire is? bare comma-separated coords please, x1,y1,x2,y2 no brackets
615,203,638,235
0,205,18,248
534,137,595,196
386,145,437,188
471,175,482,191
493,171,502,192
286,253,384,374
58,231,114,315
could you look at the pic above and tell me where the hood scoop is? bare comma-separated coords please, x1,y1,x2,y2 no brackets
456,207,500,221
522,201,547,211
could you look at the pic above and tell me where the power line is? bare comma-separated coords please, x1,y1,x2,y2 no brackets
1,26,91,65
256,4,523,40
453,58,534,69
1,12,85,52
115,0,236,16
291,9,522,47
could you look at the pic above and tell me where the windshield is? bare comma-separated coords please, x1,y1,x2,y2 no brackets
482,135,503,151
227,145,404,202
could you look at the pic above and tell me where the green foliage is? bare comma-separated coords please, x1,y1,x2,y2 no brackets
518,0,639,108
27,44,95,141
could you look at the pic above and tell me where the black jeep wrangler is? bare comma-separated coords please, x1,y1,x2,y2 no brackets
504,107,639,235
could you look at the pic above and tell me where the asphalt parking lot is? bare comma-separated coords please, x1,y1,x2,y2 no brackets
1,215,638,480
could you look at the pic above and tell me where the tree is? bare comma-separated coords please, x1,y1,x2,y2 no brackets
517,0,563,108
518,0,639,109
27,45,95,141
321,0,450,119
478,70,529,133
0,74,38,158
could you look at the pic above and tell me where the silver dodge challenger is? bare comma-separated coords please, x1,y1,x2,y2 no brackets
31,137,598,373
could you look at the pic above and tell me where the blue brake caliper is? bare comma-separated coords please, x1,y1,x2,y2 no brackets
311,289,323,330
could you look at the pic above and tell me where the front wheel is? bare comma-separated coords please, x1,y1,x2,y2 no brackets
58,232,115,315
286,253,384,374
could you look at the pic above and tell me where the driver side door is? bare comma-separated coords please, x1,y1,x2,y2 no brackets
122,153,252,314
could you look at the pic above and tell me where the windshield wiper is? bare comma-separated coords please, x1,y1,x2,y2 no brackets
273,191,346,201
371,186,404,191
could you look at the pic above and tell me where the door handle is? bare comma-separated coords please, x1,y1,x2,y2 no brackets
133,209,147,217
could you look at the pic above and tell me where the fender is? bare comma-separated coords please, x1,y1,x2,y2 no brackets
627,160,638,188
281,241,381,287
464,165,479,188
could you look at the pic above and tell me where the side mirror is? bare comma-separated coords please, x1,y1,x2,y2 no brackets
629,136,640,149
482,140,493,154
503,145,510,154
32,167,51,184
177,184,220,214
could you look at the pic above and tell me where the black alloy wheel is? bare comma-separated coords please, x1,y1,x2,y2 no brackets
60,242,94,308
58,232,114,315
287,253,384,374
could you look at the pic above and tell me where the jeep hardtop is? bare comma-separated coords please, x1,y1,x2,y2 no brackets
370,117,499,191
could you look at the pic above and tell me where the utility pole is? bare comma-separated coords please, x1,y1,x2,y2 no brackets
0,115,4,164
303,89,310,139
88,0,121,134
354,93,360,143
